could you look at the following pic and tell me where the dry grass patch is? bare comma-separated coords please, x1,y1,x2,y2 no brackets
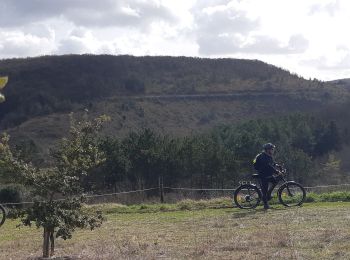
1,203,350,259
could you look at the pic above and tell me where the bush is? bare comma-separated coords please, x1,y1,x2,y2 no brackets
177,200,193,210
319,191,350,202
304,192,318,203
303,191,350,203
0,184,26,206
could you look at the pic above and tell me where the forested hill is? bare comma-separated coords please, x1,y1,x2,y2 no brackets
0,55,348,125
329,78,350,89
0,54,349,152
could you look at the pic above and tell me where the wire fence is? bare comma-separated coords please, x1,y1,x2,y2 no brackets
2,182,350,207
304,183,350,193
1,187,160,206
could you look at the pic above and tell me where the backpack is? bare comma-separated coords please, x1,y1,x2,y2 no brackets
252,153,261,171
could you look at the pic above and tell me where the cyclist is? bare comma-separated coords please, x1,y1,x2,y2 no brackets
253,143,280,209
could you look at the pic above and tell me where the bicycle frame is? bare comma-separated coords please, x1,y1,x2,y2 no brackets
0,204,6,227
251,172,294,199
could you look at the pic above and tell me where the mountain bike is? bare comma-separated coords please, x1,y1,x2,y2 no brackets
0,204,6,226
233,165,306,209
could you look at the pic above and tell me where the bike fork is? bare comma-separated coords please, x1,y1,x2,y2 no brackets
285,184,294,197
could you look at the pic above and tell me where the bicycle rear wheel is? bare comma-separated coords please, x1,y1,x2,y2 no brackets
0,204,6,226
234,184,262,209
278,182,306,207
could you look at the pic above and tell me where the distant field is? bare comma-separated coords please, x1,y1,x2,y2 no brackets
0,202,350,259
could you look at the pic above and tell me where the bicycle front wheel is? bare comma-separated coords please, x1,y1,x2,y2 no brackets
234,184,262,209
278,182,306,207
0,205,6,226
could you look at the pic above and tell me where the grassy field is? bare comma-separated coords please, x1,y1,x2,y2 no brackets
0,202,350,259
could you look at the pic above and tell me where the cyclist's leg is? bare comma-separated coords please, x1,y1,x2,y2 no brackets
259,177,269,208
267,177,278,200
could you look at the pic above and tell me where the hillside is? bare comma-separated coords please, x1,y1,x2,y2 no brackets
0,55,349,154
328,78,350,89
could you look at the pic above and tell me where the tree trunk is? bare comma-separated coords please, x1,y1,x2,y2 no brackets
50,229,55,257
43,227,55,258
43,228,50,258
159,176,164,203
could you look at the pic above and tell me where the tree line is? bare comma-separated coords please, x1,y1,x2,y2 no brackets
1,112,344,198
81,113,344,193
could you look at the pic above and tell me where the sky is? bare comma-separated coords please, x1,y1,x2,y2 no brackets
0,0,349,81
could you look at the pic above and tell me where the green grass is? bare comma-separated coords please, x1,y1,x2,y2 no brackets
86,191,350,215
305,191,350,202
88,197,233,215
1,199,350,259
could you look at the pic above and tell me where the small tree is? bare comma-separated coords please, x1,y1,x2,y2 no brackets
0,114,109,258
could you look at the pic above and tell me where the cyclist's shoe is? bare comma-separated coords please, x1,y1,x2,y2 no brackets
263,204,271,210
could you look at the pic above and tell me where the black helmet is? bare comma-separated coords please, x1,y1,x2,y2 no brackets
263,143,276,151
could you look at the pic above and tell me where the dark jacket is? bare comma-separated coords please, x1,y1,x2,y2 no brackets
253,152,278,177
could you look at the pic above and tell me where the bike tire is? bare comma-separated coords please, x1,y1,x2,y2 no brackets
233,184,262,209
278,182,306,207
0,204,6,227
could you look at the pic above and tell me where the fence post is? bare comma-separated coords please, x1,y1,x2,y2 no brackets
159,176,164,203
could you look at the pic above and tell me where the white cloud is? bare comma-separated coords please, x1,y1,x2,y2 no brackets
287,34,309,53
302,53,350,71
57,35,92,55
196,5,259,35
192,1,310,56
193,2,258,55
0,31,55,58
22,24,54,39
0,0,176,28
309,0,341,16
0,0,350,80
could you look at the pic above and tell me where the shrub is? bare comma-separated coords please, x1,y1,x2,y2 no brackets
304,192,318,203
0,184,25,205
319,191,350,202
177,200,193,210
